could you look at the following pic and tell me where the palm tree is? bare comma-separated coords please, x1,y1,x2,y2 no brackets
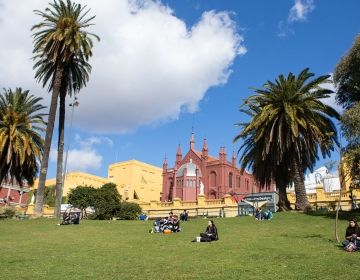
234,68,340,210
32,0,99,217
0,88,46,186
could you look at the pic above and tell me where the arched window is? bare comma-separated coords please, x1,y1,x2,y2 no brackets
209,171,217,188
229,172,233,188
236,176,240,188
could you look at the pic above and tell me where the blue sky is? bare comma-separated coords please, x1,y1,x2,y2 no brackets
0,0,359,179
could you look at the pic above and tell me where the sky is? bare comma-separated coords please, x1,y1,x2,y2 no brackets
0,0,359,179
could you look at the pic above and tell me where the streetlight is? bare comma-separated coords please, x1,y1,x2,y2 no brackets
61,94,79,200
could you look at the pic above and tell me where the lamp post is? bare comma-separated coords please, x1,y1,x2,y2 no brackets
61,95,79,198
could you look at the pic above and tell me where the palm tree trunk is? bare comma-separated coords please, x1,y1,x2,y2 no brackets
277,184,292,211
54,87,66,219
292,157,310,210
275,173,291,211
34,65,63,217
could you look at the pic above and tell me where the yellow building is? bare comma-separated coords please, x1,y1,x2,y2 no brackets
33,171,108,195
108,160,162,203
32,160,162,204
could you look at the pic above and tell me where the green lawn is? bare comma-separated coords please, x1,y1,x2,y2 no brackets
0,212,357,280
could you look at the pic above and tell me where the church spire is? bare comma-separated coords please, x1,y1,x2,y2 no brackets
163,154,168,171
190,130,195,150
176,144,182,167
202,138,208,159
232,150,236,167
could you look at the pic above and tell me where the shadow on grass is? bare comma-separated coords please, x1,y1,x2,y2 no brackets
303,208,360,221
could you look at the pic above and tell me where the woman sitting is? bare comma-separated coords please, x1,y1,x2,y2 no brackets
343,218,360,251
199,220,219,242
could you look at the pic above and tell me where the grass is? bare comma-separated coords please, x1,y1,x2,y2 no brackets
0,212,358,280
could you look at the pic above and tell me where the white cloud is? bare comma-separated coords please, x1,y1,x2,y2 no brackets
288,0,314,23
278,0,315,37
49,135,112,172
0,0,245,134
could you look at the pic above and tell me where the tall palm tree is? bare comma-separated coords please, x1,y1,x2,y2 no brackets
32,0,99,217
35,55,91,219
234,68,340,210
0,88,46,186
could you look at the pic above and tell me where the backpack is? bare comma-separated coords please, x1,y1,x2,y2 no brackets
344,241,357,252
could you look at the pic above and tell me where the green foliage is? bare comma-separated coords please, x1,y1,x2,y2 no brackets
234,68,340,210
92,183,121,220
334,35,360,109
0,207,16,218
68,185,97,212
341,102,360,182
32,0,100,93
43,185,56,207
0,88,46,186
68,183,122,220
334,33,360,187
118,201,142,220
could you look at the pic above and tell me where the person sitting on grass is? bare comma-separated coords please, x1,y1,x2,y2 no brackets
71,213,80,225
343,218,360,251
193,220,219,242
180,210,188,221
61,211,71,225
263,209,273,220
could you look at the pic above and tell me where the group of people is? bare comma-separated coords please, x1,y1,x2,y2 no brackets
255,208,273,221
150,212,181,233
60,211,80,225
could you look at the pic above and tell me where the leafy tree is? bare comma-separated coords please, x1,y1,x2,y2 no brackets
235,68,340,210
92,183,122,220
334,35,360,109
334,35,360,185
67,185,96,217
119,202,142,220
32,0,99,217
341,103,360,182
0,88,46,186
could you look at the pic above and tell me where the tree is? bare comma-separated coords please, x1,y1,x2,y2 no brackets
67,185,96,218
341,103,360,182
0,88,46,186
32,0,99,217
334,35,360,187
235,68,340,210
92,183,122,220
118,202,142,220
334,35,360,110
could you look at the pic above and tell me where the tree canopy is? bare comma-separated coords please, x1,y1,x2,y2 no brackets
235,68,340,210
0,88,46,186
334,34,360,109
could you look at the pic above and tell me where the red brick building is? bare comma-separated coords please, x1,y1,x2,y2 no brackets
161,133,272,202
0,181,30,208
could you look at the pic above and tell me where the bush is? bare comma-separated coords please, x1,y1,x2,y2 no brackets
118,202,142,220
0,207,16,218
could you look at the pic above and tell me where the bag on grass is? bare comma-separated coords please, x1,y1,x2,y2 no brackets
344,241,357,252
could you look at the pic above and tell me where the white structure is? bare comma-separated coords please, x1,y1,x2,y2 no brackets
288,166,341,194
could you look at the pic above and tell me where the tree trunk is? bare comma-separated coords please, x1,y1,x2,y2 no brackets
34,65,63,217
54,84,67,219
292,157,310,210
277,184,292,211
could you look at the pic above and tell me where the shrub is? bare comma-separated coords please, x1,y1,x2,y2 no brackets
0,207,16,218
118,202,142,220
